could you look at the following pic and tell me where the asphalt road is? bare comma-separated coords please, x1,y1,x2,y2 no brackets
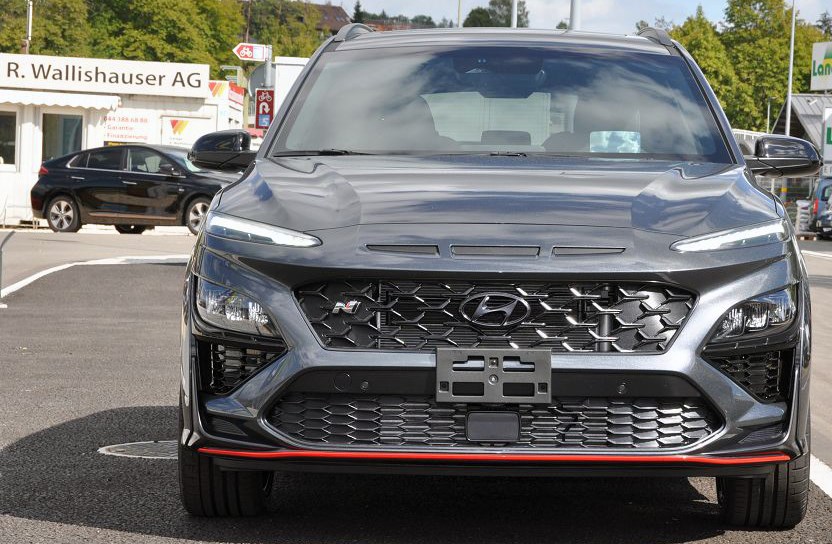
1,236,832,543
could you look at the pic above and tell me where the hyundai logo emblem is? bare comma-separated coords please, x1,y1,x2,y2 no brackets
459,293,531,328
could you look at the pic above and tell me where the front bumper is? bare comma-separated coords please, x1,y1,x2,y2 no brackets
179,231,811,477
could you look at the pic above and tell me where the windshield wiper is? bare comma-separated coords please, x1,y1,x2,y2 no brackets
273,149,374,157
489,151,527,157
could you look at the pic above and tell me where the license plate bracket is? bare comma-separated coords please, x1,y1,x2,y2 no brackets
436,348,551,404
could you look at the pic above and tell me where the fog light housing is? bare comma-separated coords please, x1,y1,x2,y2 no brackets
711,287,796,342
196,278,278,337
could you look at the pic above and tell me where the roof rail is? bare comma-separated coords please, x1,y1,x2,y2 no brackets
637,27,673,47
333,23,375,43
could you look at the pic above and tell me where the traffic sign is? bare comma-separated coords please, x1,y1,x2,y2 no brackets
233,43,267,62
255,88,274,129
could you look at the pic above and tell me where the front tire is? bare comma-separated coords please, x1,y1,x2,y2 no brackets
46,196,81,233
114,225,147,235
717,454,810,529
185,197,211,235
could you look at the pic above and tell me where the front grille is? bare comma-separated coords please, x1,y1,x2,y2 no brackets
268,393,719,449
707,350,792,402
296,280,694,352
197,341,286,394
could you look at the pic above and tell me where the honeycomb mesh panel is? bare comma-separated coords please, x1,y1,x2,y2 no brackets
295,280,694,353
268,393,719,449
707,350,790,402
199,341,286,394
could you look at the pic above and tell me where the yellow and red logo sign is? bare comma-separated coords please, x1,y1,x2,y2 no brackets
208,81,228,98
169,119,189,136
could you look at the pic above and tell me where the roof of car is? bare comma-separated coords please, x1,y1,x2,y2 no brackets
333,28,671,54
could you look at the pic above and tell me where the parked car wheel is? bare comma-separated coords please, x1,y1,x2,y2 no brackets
46,196,81,233
185,197,211,235
114,225,147,235
717,453,810,528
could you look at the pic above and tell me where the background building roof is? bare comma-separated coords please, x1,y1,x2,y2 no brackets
772,94,832,148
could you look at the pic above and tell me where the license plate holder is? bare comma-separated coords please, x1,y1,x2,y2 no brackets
436,348,551,404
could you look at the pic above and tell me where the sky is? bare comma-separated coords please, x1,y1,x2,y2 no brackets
348,0,829,33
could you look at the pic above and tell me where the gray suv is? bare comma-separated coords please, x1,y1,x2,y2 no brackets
178,25,821,527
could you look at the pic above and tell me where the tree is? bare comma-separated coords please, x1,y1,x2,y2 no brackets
0,0,92,56
487,0,529,27
635,20,649,32
411,15,436,28
718,0,825,130
671,6,755,129
556,19,568,30
464,7,492,27
248,0,323,58
193,0,245,77
353,1,364,24
89,0,214,66
818,10,832,38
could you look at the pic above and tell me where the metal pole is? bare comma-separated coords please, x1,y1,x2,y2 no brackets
511,0,518,28
22,0,33,54
785,0,796,136
458,0,462,28
766,98,771,133
569,0,582,30
264,45,274,89
0,231,15,302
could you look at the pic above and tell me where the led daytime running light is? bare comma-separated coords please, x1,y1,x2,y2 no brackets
671,220,787,252
206,212,321,247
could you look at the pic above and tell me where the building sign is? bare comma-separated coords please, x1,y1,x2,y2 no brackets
823,108,832,177
103,109,152,143
255,89,274,129
0,53,209,98
208,81,245,106
161,116,216,147
811,42,832,91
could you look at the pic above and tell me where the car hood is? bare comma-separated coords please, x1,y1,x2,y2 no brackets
216,155,777,237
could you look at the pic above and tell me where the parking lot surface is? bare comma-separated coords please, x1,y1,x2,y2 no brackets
1,237,832,543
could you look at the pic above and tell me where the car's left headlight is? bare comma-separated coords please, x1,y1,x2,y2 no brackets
710,286,796,342
671,219,788,252
196,278,278,337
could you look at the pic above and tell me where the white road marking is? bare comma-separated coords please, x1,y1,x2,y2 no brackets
802,250,832,261
4,251,832,500
0,254,190,299
811,455,832,499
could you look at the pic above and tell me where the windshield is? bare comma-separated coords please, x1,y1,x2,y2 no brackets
275,45,731,163
166,149,204,173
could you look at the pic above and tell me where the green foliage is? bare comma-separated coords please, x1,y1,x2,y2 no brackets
817,11,832,38
464,7,493,27
411,15,436,28
249,0,322,58
353,1,364,24
487,0,529,28
556,20,568,30
0,0,91,56
670,1,826,132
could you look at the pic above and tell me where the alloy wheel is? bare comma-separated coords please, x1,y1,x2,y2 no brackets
188,201,210,234
49,199,75,231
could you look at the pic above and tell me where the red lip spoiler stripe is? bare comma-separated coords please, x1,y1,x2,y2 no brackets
197,448,791,466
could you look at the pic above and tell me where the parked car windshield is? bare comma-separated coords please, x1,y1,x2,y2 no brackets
166,149,204,173
275,45,732,163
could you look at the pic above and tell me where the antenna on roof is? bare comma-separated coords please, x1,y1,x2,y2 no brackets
636,27,673,47
333,23,374,42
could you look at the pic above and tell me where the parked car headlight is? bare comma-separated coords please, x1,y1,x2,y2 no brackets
671,219,787,252
711,286,796,342
205,212,321,247
196,278,278,337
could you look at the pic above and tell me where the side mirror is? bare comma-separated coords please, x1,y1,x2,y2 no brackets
189,130,256,171
745,135,821,178
159,164,183,177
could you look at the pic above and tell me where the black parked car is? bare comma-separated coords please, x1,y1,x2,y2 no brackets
178,25,820,527
30,144,238,234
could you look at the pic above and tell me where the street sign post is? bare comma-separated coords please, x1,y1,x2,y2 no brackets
233,43,268,62
255,89,274,129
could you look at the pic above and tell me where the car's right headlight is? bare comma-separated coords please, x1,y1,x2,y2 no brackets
196,278,279,337
205,212,321,247
710,286,796,342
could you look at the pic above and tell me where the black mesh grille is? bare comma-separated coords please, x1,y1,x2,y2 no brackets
268,393,719,449
296,280,694,352
707,350,791,402
198,341,286,394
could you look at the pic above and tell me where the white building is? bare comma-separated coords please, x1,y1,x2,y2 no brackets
0,53,244,225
